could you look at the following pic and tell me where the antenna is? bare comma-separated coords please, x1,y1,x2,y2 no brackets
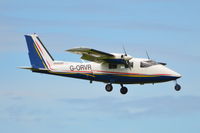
122,45,127,56
146,50,150,60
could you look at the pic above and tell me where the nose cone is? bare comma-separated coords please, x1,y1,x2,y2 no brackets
173,71,182,79
166,68,182,79
159,65,181,80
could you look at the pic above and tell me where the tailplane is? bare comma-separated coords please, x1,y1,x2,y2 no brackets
24,34,54,69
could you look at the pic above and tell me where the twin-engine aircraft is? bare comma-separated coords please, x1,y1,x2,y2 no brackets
20,34,182,95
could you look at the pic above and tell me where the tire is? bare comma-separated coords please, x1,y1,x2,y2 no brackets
120,87,128,94
175,84,181,91
105,84,113,92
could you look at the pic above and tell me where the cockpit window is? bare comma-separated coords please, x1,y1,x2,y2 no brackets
140,60,158,68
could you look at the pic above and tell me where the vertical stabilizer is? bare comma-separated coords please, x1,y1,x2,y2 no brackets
24,34,54,69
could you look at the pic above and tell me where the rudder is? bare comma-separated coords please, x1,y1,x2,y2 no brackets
24,34,54,69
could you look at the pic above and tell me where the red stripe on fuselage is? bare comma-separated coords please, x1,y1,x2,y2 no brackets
53,69,171,76
93,70,171,76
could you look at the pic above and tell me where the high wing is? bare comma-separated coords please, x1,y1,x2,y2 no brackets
66,47,132,64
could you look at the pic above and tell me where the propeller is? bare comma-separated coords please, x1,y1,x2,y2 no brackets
121,46,132,69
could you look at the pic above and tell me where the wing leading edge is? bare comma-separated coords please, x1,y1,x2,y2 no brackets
66,47,132,64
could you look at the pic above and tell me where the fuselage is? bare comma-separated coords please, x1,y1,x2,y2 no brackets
34,58,181,84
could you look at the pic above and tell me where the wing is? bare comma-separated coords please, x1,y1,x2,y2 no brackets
66,47,114,57
66,47,131,64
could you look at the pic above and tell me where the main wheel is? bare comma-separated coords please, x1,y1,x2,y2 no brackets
120,87,128,94
175,84,181,91
105,84,113,92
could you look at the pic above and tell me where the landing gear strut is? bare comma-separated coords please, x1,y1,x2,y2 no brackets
120,84,128,95
105,84,113,92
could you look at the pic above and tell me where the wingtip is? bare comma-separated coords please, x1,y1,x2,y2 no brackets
65,49,73,52
65,47,91,52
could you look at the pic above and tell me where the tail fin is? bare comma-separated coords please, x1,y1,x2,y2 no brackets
24,34,54,69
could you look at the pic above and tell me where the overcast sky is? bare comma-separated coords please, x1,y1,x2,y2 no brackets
0,0,200,133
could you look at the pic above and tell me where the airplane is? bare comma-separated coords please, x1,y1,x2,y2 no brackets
20,33,182,95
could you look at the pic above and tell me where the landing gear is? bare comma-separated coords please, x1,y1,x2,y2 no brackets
120,84,128,95
175,83,181,91
120,87,128,94
105,84,113,92
105,84,128,94
174,80,181,91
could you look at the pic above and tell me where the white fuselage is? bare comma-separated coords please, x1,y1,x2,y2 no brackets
44,58,181,84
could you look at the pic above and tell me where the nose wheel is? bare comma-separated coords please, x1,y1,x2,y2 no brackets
175,83,181,91
174,80,181,91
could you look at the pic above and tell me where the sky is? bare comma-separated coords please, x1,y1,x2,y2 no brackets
0,0,200,132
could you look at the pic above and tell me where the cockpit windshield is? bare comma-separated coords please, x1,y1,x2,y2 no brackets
140,60,158,68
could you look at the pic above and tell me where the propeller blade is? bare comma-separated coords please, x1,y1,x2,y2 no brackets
122,46,132,69
124,60,132,70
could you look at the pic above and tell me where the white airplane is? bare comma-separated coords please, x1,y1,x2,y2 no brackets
20,33,182,95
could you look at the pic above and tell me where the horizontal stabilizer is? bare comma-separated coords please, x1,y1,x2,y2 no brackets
18,67,49,71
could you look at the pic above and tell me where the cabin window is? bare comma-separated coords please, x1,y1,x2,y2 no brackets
109,64,117,69
140,60,157,68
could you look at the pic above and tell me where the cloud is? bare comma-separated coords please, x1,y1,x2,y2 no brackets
2,89,199,120
59,95,200,119
1,87,200,124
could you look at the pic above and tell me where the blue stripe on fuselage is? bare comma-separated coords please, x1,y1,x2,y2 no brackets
32,70,177,84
